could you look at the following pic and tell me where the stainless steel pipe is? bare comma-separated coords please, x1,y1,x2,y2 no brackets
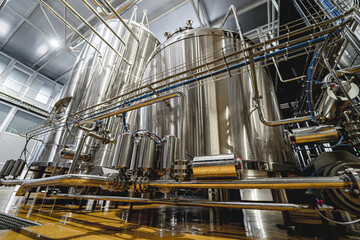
0,175,350,197
247,50,313,126
40,0,102,56
14,174,110,196
60,0,130,64
146,176,349,190
0,0,8,11
102,0,140,42
81,0,127,46
0,179,25,186
77,92,187,160
57,194,309,211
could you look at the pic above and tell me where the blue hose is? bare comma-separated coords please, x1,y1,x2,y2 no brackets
132,129,162,143
306,46,326,123
308,163,331,196
323,135,349,148
320,0,341,18
31,36,328,138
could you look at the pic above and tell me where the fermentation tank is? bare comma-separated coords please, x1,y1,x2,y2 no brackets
29,19,159,168
138,26,292,167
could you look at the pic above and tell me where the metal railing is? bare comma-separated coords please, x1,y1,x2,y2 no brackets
22,2,358,138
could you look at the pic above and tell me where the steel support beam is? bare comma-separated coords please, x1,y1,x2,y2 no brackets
149,0,190,25
0,3,39,50
210,0,267,27
5,4,76,57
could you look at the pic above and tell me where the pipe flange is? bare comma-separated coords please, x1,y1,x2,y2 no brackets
323,162,360,215
133,176,149,193
343,168,360,197
101,173,127,192
174,159,189,181
159,174,176,194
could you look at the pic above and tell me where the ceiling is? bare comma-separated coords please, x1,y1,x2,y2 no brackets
0,0,269,85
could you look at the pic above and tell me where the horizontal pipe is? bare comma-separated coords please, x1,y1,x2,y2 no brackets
57,194,308,211
147,176,349,190
257,101,313,126
26,15,353,138
28,33,331,137
9,174,111,196
76,92,182,126
0,179,25,186
0,175,350,198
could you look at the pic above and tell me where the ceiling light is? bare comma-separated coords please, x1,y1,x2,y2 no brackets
0,19,10,37
49,39,61,48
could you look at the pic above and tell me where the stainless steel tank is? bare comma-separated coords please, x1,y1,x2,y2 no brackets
161,135,178,171
112,133,133,169
138,27,292,166
136,134,156,170
78,20,159,168
29,19,159,168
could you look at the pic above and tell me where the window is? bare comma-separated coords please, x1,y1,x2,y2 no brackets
2,68,30,93
5,110,44,134
25,75,55,104
0,54,10,74
0,103,11,124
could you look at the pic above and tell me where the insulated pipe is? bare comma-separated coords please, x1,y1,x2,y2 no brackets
13,174,110,196
57,194,309,211
146,176,349,190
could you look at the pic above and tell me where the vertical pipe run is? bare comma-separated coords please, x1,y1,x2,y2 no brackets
68,133,89,174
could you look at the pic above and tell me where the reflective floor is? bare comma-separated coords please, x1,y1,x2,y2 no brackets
0,193,359,239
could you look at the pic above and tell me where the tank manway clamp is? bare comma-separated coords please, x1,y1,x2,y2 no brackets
191,154,240,179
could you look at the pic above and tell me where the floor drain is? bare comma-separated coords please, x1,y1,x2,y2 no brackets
0,212,41,230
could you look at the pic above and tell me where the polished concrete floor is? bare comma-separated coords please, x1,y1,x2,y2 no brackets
0,193,359,239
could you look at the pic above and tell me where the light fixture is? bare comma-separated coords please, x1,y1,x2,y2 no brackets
49,38,61,48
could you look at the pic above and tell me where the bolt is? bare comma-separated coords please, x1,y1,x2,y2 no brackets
353,189,360,195
186,19,193,28
345,169,351,174
164,32,171,38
